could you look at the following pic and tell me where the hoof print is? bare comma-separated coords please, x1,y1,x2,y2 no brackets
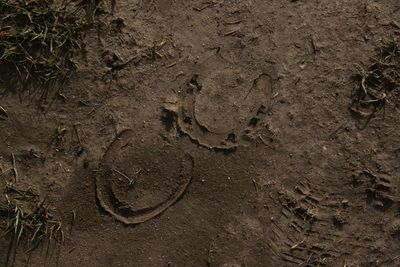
164,56,275,150
96,130,194,225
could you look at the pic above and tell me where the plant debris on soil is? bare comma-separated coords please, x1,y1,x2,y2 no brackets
0,182,64,266
0,0,84,99
350,37,400,125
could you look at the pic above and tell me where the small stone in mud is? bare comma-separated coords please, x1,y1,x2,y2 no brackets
102,50,120,68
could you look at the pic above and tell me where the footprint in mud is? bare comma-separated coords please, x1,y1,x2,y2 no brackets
95,130,193,224
164,55,274,150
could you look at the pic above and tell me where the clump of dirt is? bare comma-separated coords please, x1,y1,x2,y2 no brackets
388,219,400,239
332,211,348,228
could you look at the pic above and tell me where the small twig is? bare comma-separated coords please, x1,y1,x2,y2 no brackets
112,168,135,185
193,1,216,11
252,179,259,192
111,56,138,71
0,105,8,119
166,62,178,68
310,35,319,55
290,239,305,250
224,29,240,36
223,20,243,25
70,211,76,234
73,124,81,143
360,98,385,104
392,255,400,261
154,50,163,58
11,153,18,182
272,92,280,99
258,135,274,149
361,77,368,95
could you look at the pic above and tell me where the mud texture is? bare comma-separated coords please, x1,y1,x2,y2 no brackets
1,0,400,266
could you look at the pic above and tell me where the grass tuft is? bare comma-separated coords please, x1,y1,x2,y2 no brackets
0,182,64,254
0,0,85,100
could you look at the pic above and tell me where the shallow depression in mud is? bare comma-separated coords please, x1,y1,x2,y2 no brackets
95,130,193,224
168,55,274,150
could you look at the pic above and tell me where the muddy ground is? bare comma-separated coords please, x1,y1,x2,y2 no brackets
1,0,400,266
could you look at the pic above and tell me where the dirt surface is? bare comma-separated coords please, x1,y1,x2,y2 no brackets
1,0,400,266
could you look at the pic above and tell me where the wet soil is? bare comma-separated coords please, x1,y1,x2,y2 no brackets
1,0,400,266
